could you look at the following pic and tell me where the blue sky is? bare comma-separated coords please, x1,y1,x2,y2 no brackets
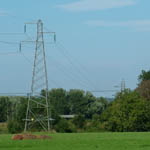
0,0,150,97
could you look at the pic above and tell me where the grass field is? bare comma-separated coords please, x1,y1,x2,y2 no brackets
0,132,150,150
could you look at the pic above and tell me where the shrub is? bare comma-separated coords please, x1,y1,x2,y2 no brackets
72,114,85,129
55,119,75,133
100,91,150,132
7,120,23,134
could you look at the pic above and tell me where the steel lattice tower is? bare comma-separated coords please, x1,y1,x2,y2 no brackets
121,79,126,93
24,20,55,132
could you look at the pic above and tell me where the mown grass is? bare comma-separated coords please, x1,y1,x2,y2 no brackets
0,132,150,150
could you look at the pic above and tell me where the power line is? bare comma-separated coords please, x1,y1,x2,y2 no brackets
55,44,96,90
46,55,91,90
20,52,33,64
48,80,62,88
0,18,119,95
90,90,118,93
44,27,97,89
20,52,62,89
46,55,89,89
0,52,20,55
0,40,19,45
20,26,92,90
0,25,91,90
0,33,24,35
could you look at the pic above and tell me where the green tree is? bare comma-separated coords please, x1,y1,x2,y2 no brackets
72,114,85,129
7,97,28,133
0,97,10,122
49,88,70,115
87,97,108,118
55,119,75,133
136,70,150,100
136,80,150,100
101,91,150,132
67,89,88,115
138,70,150,83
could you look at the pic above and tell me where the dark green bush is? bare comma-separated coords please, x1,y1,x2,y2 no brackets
100,91,150,132
72,114,85,129
55,119,76,133
7,120,23,134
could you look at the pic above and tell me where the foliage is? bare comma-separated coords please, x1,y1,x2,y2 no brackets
72,114,85,129
7,85,150,133
55,119,76,133
0,97,10,122
7,119,22,134
84,114,106,132
100,90,150,132
136,70,150,100
136,80,150,100
67,89,86,115
2,83,150,133
87,97,108,118
48,88,70,115
7,97,27,133
138,70,150,83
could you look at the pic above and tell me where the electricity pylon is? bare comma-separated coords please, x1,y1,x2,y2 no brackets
22,19,56,132
121,79,126,93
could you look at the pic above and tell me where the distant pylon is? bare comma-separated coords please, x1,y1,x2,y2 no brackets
24,19,56,132
121,79,126,93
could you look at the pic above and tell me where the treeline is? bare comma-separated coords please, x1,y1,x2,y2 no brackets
1,70,150,133
0,89,108,133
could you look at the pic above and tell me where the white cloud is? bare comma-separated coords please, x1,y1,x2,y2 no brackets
86,20,150,31
57,0,136,12
86,20,150,27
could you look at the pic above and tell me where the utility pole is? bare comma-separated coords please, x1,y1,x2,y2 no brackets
23,19,56,132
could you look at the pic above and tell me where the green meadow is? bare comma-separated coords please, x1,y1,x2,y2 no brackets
0,132,150,150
